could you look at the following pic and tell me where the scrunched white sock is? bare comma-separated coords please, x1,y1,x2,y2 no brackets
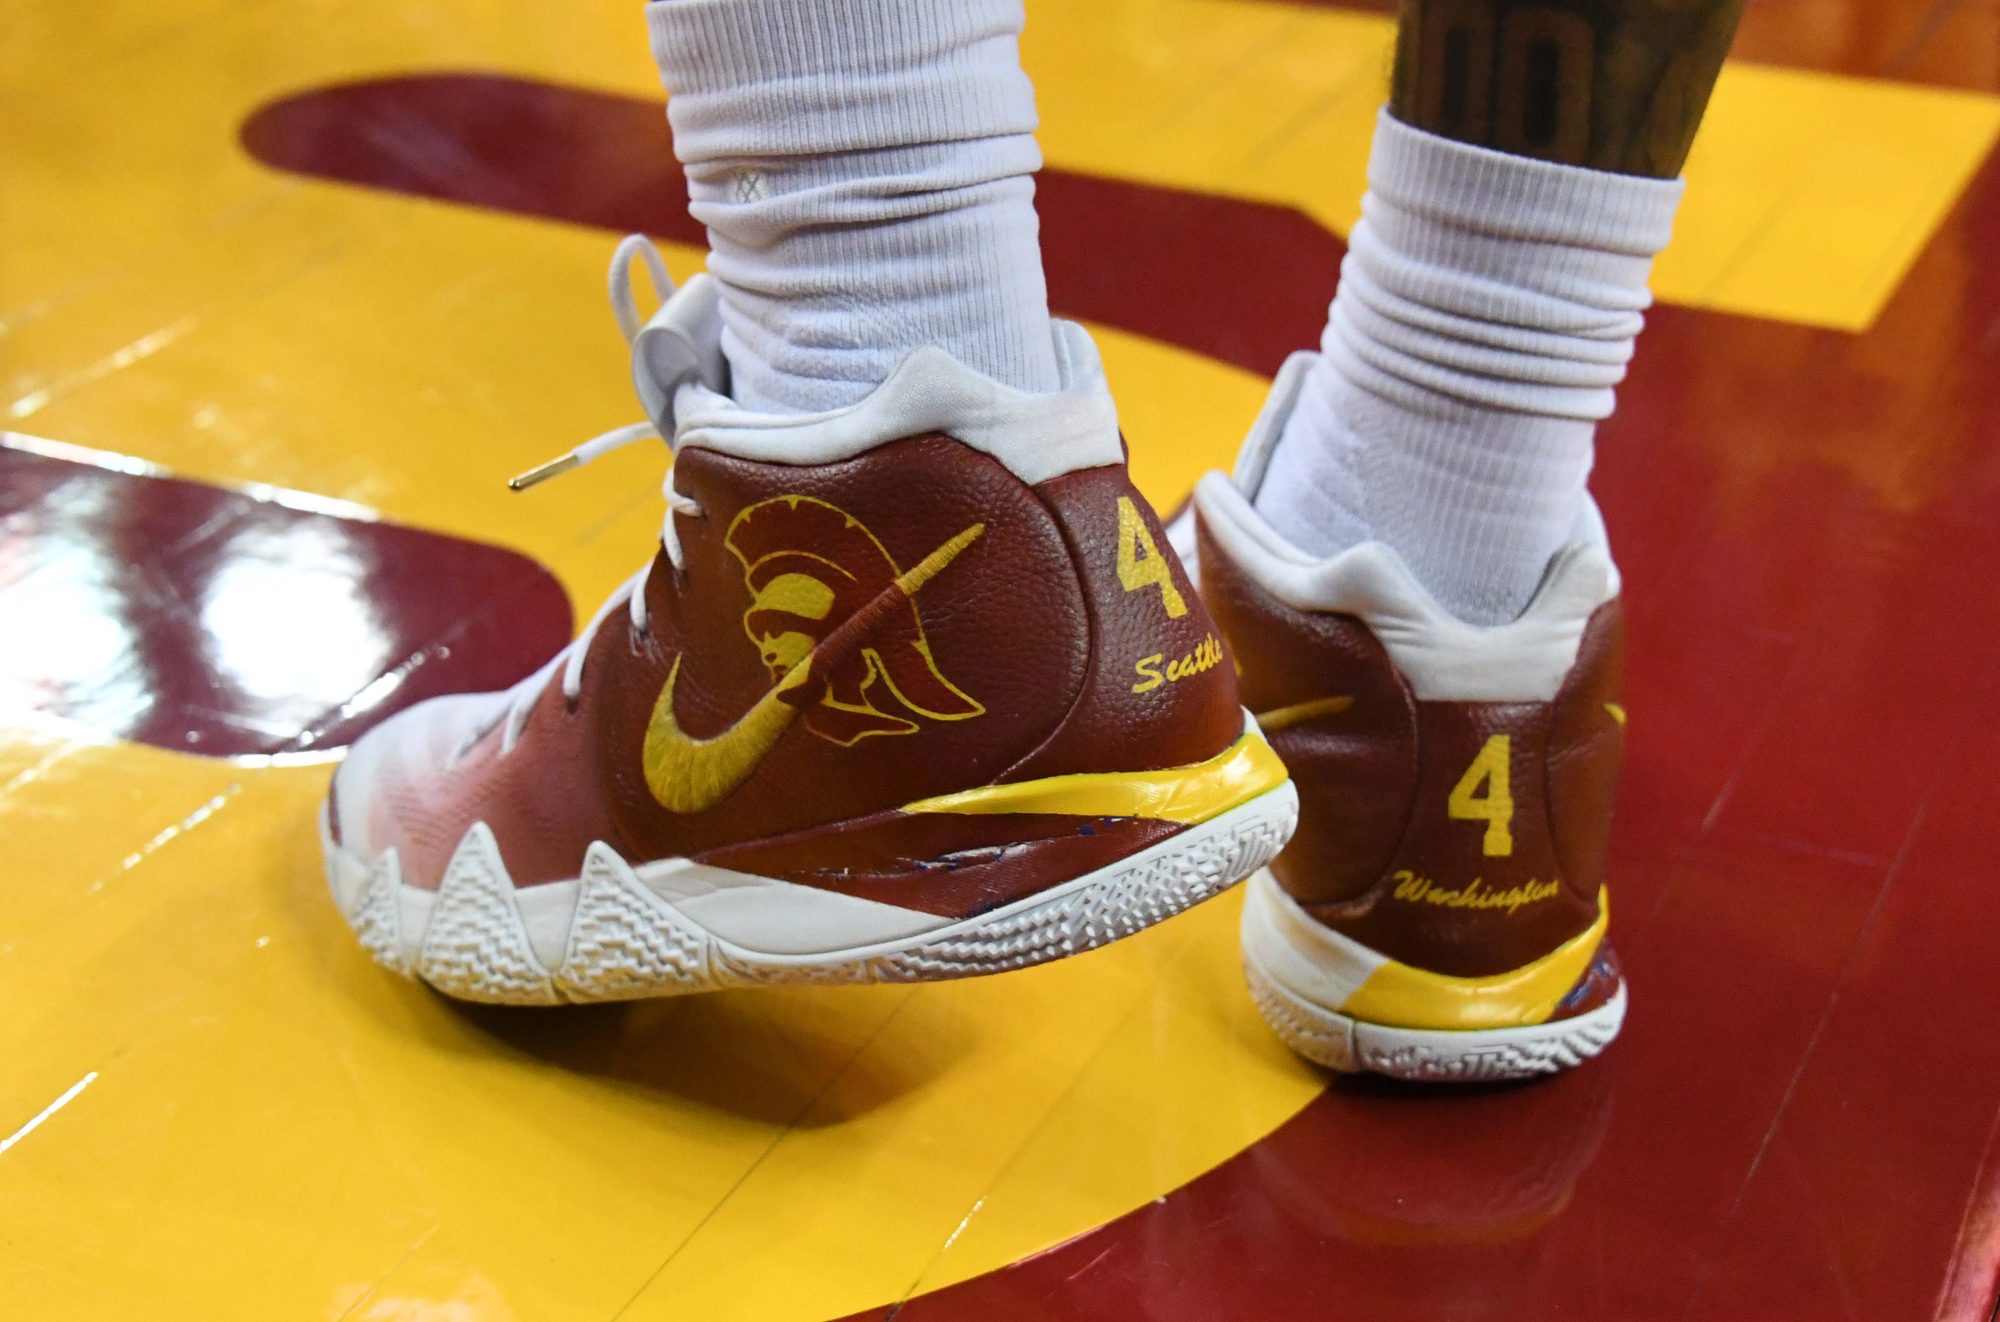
1256,110,1684,624
646,0,1060,414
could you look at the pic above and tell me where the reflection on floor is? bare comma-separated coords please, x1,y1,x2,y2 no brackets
3,0,1999,1318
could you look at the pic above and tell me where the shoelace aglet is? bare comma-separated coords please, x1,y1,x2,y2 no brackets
507,454,581,492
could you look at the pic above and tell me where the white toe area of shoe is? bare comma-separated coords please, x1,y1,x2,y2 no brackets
319,804,371,919
329,691,507,863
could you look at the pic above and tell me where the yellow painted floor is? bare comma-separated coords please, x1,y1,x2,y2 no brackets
4,1,1997,1318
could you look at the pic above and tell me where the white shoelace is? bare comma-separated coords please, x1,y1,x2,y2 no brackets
457,237,706,760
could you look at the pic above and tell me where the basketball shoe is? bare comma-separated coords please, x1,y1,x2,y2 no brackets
320,238,1296,1005
1176,355,1626,1081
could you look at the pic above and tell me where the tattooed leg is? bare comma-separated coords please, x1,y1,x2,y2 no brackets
1390,0,1746,177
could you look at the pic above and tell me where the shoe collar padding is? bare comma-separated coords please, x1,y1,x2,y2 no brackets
1194,350,1621,704
633,272,1125,486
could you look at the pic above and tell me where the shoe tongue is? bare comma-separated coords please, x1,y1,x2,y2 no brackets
631,275,727,438
1231,351,1318,499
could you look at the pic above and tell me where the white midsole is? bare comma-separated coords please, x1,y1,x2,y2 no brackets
325,834,949,968
323,782,1298,1004
1238,869,1391,1009
1239,868,1624,1081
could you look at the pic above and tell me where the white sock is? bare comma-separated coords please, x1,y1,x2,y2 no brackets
1256,110,1684,625
645,0,1060,414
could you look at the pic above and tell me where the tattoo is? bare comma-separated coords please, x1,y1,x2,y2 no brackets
1390,0,1746,177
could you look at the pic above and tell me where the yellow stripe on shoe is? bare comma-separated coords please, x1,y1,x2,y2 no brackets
901,728,1288,825
1253,694,1352,732
1340,889,1610,1031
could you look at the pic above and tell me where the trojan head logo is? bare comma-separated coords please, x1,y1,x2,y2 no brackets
642,495,985,814
727,496,985,744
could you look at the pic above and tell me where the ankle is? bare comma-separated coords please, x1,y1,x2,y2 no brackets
1251,112,1677,624
692,139,1059,413
1256,360,1595,625
647,0,1058,414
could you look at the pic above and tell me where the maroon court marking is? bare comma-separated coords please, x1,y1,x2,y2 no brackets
0,440,571,758
239,73,1340,379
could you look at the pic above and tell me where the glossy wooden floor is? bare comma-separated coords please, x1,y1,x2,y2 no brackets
5,1,2000,1318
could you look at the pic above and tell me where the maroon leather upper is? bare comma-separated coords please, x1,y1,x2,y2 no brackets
360,433,1246,916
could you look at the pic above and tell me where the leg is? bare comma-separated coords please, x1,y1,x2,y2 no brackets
1393,0,1744,178
1198,1,1744,1079
1256,0,1745,624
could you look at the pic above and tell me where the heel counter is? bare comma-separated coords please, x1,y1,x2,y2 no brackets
1326,697,1603,977
1197,513,1422,906
1320,609,1624,979
1549,601,1626,892
1010,465,1246,779
1195,510,1620,979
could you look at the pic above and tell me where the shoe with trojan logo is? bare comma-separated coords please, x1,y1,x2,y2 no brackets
1176,355,1627,1081
319,237,1297,1004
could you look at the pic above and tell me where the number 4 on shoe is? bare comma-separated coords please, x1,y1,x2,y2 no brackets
320,238,1297,1005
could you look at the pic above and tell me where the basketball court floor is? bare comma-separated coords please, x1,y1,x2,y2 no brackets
5,0,2000,1316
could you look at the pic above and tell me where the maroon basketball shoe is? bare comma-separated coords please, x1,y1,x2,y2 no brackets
321,238,1295,1004
1179,355,1626,1081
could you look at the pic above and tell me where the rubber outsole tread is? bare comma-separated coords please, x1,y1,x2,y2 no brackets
322,784,1298,1005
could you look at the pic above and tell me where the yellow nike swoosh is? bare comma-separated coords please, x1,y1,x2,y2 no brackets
642,521,984,814
1253,694,1352,733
